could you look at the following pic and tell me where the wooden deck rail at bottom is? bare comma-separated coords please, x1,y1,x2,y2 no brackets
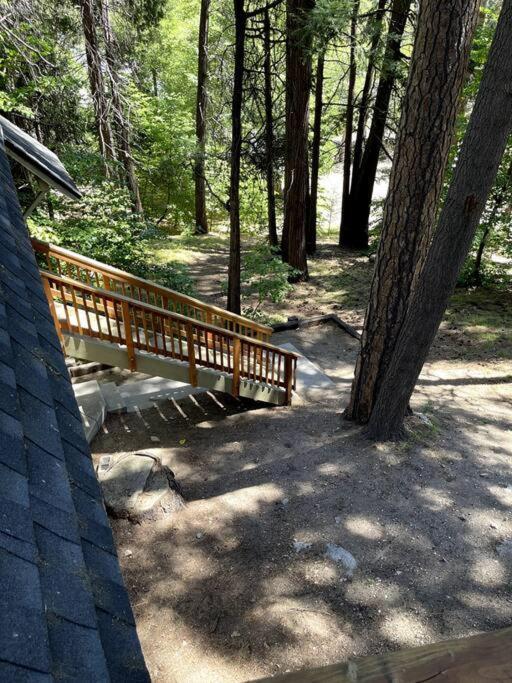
252,625,512,682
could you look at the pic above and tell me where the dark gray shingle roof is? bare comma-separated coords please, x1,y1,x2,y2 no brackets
0,115,81,199
0,130,149,682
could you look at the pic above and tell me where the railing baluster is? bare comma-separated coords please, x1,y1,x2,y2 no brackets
186,322,198,386
232,337,240,397
284,355,293,405
121,301,137,371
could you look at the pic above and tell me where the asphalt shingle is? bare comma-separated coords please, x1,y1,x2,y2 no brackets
0,121,148,681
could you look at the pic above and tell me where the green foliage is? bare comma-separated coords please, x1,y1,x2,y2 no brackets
241,244,297,312
29,182,195,295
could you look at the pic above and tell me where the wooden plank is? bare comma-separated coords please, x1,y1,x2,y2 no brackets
232,337,241,397
284,355,294,405
121,301,137,371
42,277,64,346
186,323,198,387
252,627,512,683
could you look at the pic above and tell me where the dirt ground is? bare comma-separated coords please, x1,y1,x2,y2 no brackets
93,314,512,682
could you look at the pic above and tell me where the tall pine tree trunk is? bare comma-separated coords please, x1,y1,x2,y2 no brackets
281,0,313,280
264,7,278,247
100,0,143,212
307,51,324,255
227,0,246,314
195,0,210,234
346,0,481,424
340,0,410,249
339,0,360,246
367,0,512,439
80,0,116,175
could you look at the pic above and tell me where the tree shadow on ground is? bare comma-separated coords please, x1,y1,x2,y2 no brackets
93,374,512,681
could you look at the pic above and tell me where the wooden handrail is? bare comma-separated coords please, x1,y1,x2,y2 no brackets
32,237,273,341
41,271,297,402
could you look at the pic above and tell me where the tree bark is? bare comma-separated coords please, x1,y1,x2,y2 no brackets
281,0,313,280
79,0,116,175
227,0,246,314
339,0,360,246
367,0,512,439
340,0,410,249
100,0,143,213
264,7,278,248
351,0,387,187
346,0,481,424
307,51,324,256
194,0,210,234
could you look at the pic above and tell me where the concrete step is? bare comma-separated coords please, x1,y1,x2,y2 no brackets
73,380,107,443
278,342,340,403
117,376,206,413
99,381,126,414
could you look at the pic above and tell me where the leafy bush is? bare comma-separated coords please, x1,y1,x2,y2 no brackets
240,244,297,314
29,181,195,295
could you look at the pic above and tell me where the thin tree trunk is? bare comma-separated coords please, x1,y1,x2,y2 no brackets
264,7,278,248
351,0,387,186
100,0,143,212
79,0,116,175
472,223,491,285
307,51,324,256
195,0,210,234
346,0,481,424
472,159,512,284
281,0,313,280
227,0,246,314
340,0,411,249
339,0,360,247
367,0,512,439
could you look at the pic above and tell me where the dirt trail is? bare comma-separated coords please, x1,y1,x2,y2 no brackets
93,322,512,682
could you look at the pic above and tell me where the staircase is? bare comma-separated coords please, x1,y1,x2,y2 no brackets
33,238,298,406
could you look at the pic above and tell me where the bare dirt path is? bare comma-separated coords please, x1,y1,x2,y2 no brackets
93,320,512,682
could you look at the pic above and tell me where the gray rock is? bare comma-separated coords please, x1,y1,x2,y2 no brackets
325,543,358,577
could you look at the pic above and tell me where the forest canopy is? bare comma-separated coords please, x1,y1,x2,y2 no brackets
0,0,510,315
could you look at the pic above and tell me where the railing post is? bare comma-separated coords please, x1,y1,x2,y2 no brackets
186,322,198,387
121,301,137,371
42,277,65,348
232,337,241,398
284,355,293,406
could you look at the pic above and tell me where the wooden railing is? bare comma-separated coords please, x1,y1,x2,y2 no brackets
32,238,272,341
41,271,297,404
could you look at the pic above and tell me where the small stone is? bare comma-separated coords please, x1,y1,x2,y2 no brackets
325,544,357,577
490,524,498,530
124,549,133,557
98,455,111,472
480,472,489,478
293,540,312,552
334,516,342,525
150,436,160,443
231,631,241,638
281,498,289,506
496,539,512,561
196,532,203,540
